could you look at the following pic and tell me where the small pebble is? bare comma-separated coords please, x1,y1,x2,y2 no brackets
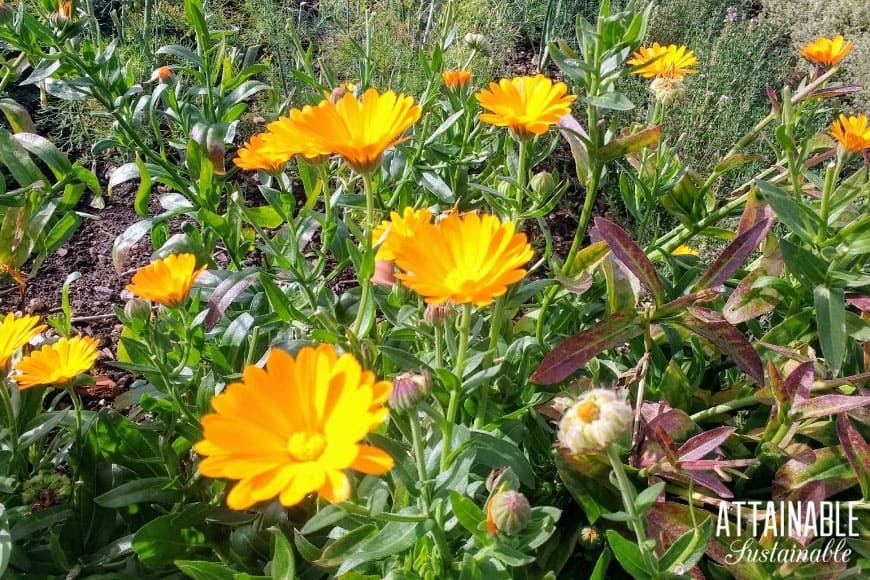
27,298,46,313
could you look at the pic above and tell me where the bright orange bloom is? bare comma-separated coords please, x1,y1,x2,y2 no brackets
475,75,576,140
58,0,72,19
829,114,870,154
442,70,472,88
800,35,853,67
390,212,533,307
126,254,206,307
628,43,699,80
233,134,290,173
155,66,173,82
14,336,100,389
0,313,46,370
262,113,332,162
287,88,421,174
195,345,394,510
372,207,433,261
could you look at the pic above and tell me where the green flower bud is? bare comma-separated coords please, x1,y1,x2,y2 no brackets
389,371,430,413
423,301,455,326
487,490,531,535
650,77,687,107
530,171,556,197
124,298,152,322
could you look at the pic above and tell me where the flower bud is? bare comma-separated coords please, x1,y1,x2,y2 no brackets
21,472,72,507
423,301,455,326
155,66,173,83
650,77,687,107
329,86,346,103
49,10,70,31
558,389,632,454
487,490,531,535
579,525,602,548
389,371,430,412
486,467,520,493
530,171,556,197
464,33,490,56
496,180,513,197
0,3,15,27
124,298,152,322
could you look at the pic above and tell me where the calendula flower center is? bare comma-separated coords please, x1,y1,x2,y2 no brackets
574,399,600,423
287,432,327,462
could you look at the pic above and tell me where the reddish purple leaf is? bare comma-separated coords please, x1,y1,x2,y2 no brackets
677,426,735,462
656,289,719,318
677,307,764,385
557,115,590,178
846,294,870,312
593,217,665,305
810,85,864,99
680,458,757,470
694,218,772,291
722,246,784,324
784,361,814,407
530,311,642,385
765,85,781,113
206,272,258,329
681,470,734,498
653,426,680,465
836,414,870,498
737,189,775,235
791,394,870,419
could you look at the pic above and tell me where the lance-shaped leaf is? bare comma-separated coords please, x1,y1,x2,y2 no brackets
790,394,870,419
598,124,662,163
836,414,870,499
675,307,764,385
784,361,813,407
0,98,37,134
530,312,643,385
773,447,856,502
693,218,772,291
723,245,784,324
814,285,846,377
715,153,762,176
677,426,736,462
737,187,775,235
756,179,820,243
594,217,665,305
558,115,590,180
810,85,863,100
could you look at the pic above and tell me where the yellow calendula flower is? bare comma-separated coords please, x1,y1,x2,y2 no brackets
14,336,100,389
628,43,699,80
194,345,394,510
262,112,332,163
475,75,576,140
126,253,207,307
442,70,472,89
671,245,699,256
390,212,534,307
232,134,290,173
829,114,870,154
372,207,433,261
0,313,46,370
288,88,422,174
800,35,853,67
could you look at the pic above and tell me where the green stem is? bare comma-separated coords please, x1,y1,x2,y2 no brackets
689,396,758,422
475,295,505,428
408,411,431,513
433,323,444,370
352,173,377,337
817,158,843,244
515,137,529,216
605,445,658,573
440,303,472,470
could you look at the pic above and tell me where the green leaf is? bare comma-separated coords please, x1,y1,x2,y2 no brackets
336,520,425,574
175,560,236,580
587,92,635,111
132,503,208,567
634,481,666,513
134,156,152,217
18,410,68,448
94,477,179,508
606,530,652,579
814,285,846,376
450,491,486,540
420,171,454,203
113,219,154,273
43,212,81,254
779,238,827,290
0,99,36,133
468,429,535,488
0,504,11,578
269,528,295,580
589,548,612,580
756,180,818,243
598,125,661,163
12,133,73,180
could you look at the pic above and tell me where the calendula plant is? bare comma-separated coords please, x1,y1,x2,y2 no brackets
1,0,869,578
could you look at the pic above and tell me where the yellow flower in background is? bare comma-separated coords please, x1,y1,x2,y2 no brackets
442,70,472,88
232,134,290,173
829,114,870,154
289,88,422,174
0,313,46,370
126,253,207,307
628,43,699,80
671,245,699,256
372,207,433,261
14,336,100,389
800,35,853,67
195,345,394,510
391,212,533,307
475,75,576,140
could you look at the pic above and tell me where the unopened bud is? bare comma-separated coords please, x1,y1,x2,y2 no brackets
423,301,455,325
496,180,513,197
487,490,531,535
389,371,430,412
486,467,520,493
124,298,151,322
464,33,490,56
329,86,346,103
530,171,556,197
650,77,687,107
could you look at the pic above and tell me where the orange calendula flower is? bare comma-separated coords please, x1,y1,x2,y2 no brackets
628,42,699,80
232,134,291,173
194,344,394,510
58,0,72,19
288,88,422,174
442,70,472,89
0,313,46,370
262,113,332,162
390,212,534,307
671,245,699,256
14,336,100,389
829,114,870,154
372,207,433,261
475,75,576,140
800,35,853,67
126,253,207,307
